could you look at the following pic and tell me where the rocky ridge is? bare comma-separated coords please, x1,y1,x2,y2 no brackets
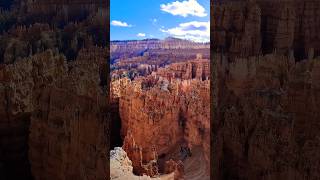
111,38,209,53
110,38,210,64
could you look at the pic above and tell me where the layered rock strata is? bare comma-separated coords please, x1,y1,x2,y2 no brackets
110,38,209,65
111,38,209,53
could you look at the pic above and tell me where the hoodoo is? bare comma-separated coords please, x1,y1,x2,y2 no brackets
110,39,210,179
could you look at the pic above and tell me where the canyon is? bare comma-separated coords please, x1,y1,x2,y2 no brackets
110,39,210,179
1,1,211,179
2,0,320,180
212,0,320,179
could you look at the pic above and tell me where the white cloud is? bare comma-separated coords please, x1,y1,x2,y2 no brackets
160,0,207,17
160,21,210,42
111,20,132,27
137,33,146,37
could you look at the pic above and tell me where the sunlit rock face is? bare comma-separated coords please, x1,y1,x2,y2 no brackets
212,0,320,179
155,60,210,81
111,59,210,179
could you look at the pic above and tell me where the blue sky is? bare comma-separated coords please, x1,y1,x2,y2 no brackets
110,0,210,42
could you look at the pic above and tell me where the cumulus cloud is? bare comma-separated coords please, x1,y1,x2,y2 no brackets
160,0,207,17
160,21,209,42
111,20,132,27
137,33,146,37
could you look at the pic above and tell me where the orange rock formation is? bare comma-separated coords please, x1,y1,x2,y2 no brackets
111,60,210,179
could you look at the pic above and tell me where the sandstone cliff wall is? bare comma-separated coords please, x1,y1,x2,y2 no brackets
155,60,210,81
113,61,210,178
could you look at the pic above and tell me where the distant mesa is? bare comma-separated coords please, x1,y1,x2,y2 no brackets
110,37,210,55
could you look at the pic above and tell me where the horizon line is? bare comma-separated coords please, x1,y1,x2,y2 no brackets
110,37,210,43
